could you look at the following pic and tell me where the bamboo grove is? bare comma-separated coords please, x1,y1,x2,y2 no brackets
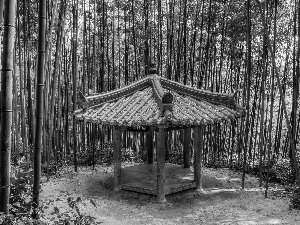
0,0,299,214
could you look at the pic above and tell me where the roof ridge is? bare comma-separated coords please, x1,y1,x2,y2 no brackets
159,76,231,96
150,74,174,120
78,77,151,109
159,77,238,109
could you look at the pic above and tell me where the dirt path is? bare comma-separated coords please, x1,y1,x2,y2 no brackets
39,164,300,225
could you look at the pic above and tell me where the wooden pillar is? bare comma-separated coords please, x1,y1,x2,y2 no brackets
194,125,204,191
183,128,191,168
156,127,166,202
141,133,145,160
81,120,86,152
147,128,154,163
113,126,122,190
92,123,96,170
122,130,126,148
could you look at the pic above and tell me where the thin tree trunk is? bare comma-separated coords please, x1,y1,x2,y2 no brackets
290,0,300,174
48,0,67,173
265,1,277,198
73,0,79,172
182,0,188,85
118,5,121,86
112,0,116,89
131,0,138,81
93,0,97,92
17,8,28,162
13,46,20,160
242,0,251,189
32,0,46,217
144,0,149,76
100,0,105,91
204,0,212,89
259,1,267,187
255,0,300,187
27,42,34,147
0,0,4,84
82,0,86,94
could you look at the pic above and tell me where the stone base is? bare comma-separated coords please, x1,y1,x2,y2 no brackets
121,163,195,195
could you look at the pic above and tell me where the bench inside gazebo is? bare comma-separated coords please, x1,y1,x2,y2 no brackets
75,67,245,202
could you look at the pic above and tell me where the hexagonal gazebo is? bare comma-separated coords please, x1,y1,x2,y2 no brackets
75,69,245,202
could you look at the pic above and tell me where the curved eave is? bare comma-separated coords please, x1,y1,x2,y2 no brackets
75,93,245,129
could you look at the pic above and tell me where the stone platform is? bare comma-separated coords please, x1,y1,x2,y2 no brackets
121,163,195,195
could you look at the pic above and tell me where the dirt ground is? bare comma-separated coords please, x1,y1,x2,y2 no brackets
39,163,300,225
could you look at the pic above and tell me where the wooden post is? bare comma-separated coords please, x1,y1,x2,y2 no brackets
92,123,96,170
156,127,166,202
73,119,77,172
194,125,204,191
147,128,154,163
122,130,126,148
183,128,191,168
113,126,122,190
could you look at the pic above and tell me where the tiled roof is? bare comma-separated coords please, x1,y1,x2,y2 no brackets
75,75,246,128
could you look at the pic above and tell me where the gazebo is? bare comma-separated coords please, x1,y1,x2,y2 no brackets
75,67,245,202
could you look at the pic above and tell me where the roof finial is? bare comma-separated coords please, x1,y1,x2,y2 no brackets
149,61,157,75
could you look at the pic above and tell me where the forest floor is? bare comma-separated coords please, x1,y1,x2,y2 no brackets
38,163,300,225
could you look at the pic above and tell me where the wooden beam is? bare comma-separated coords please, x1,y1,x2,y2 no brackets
156,127,166,202
183,128,191,168
194,125,204,191
166,125,197,131
113,126,122,190
147,129,154,163
127,126,150,133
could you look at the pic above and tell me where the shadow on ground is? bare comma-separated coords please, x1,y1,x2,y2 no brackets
83,168,243,207
40,165,299,225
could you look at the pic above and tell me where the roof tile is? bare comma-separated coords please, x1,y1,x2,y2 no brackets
75,75,245,128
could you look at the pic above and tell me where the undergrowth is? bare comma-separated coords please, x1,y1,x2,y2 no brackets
2,143,300,224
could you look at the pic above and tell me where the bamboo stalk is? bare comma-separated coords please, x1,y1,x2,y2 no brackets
32,0,46,217
73,0,79,172
242,0,251,189
265,1,278,198
0,0,17,214
255,0,300,187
